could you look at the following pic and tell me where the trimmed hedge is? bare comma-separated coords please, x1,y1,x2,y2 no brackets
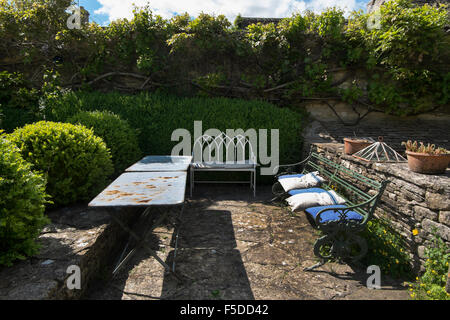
9,121,114,206
47,91,306,172
68,111,141,175
0,131,49,266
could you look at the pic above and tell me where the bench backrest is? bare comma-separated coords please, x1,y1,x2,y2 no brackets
192,133,256,164
303,152,387,220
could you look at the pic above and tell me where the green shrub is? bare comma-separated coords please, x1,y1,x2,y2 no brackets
0,131,49,266
0,71,40,132
9,121,114,206
361,217,413,279
409,230,450,300
68,111,141,175
48,91,306,178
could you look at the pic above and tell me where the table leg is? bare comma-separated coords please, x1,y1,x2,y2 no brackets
112,207,153,274
170,202,186,272
108,210,183,282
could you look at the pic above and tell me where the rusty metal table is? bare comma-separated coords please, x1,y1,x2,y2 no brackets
126,155,192,172
88,171,187,280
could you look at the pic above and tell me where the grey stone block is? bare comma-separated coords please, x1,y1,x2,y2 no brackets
422,218,450,241
414,206,438,221
426,191,450,211
439,211,450,227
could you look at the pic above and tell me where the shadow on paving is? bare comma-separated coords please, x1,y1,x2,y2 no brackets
86,208,167,300
161,207,254,300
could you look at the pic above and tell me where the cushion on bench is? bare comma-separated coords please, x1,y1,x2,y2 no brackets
288,187,328,196
286,190,346,212
278,171,325,192
305,205,364,223
278,173,304,180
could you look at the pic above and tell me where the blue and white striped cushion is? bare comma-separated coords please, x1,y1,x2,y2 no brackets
305,205,363,223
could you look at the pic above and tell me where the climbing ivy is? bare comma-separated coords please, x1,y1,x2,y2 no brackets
0,0,448,117
347,0,450,114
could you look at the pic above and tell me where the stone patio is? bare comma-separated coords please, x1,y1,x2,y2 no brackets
87,184,410,300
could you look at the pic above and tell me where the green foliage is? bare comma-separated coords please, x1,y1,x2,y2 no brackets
9,121,113,206
309,7,346,41
0,0,73,64
0,131,49,266
0,71,40,132
167,12,234,70
40,69,65,112
48,91,305,172
0,70,65,132
244,22,291,83
362,217,413,279
409,230,450,300
347,0,449,114
340,81,364,104
0,0,449,116
68,111,141,174
371,0,447,75
233,14,244,29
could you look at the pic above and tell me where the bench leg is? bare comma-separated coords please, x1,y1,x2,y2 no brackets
190,168,194,198
306,235,335,271
249,170,254,196
305,233,368,272
270,181,285,202
253,169,256,197
304,259,327,271
249,170,256,197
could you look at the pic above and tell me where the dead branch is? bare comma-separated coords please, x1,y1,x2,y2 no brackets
263,81,297,93
323,100,374,126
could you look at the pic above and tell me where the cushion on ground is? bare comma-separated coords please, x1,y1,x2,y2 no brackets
305,205,364,223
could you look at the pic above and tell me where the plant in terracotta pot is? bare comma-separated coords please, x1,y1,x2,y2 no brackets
402,140,450,174
343,137,373,155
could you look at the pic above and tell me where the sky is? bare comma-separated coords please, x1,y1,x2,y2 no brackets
77,0,368,26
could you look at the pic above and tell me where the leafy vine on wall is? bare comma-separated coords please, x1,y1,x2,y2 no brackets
0,0,449,121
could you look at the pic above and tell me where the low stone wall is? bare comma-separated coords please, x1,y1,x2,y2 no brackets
312,143,450,272
0,206,140,300
50,207,140,299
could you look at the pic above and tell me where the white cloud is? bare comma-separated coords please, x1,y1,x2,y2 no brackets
95,0,363,23
307,0,359,13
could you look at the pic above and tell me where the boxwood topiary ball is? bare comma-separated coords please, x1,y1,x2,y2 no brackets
9,121,114,206
68,111,141,175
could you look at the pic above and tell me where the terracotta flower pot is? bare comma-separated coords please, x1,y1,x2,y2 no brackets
343,138,372,155
405,151,450,174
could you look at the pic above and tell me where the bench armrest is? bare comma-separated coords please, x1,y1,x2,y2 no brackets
273,154,312,177
314,194,379,227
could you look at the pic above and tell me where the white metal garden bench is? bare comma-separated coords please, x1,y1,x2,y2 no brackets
190,133,257,197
